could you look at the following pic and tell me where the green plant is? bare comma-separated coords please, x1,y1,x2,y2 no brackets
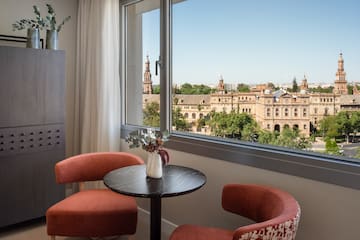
45,4,71,32
12,5,45,30
126,129,170,164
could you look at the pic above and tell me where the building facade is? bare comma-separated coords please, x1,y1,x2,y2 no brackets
143,53,360,136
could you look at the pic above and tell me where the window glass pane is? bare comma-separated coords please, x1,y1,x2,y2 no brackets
170,0,360,161
125,0,160,127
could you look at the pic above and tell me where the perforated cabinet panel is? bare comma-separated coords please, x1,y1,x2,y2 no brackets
0,124,64,156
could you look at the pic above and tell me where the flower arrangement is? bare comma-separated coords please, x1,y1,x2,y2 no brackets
126,128,170,164
12,4,70,32
12,6,45,30
45,4,71,32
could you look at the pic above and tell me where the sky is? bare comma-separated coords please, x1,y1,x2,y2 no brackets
142,0,360,86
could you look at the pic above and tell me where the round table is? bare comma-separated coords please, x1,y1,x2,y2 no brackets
103,164,207,240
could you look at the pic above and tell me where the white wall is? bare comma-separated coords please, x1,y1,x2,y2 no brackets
121,141,360,240
0,0,78,156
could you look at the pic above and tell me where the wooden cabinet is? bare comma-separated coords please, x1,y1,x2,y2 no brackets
0,46,65,227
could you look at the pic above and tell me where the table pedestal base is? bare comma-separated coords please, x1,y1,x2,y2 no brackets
150,197,161,240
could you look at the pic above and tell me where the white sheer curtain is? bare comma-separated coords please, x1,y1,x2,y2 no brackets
72,0,120,154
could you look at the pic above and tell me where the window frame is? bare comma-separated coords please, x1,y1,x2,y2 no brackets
119,0,360,190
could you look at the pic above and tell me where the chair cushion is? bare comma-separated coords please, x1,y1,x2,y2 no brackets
46,189,137,237
170,224,233,240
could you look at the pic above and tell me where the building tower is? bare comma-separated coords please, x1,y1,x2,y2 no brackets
217,75,225,94
143,55,153,94
300,75,309,93
353,82,359,95
333,53,348,94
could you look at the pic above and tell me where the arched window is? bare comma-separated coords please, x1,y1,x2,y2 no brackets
274,124,280,132
192,113,196,119
284,108,288,117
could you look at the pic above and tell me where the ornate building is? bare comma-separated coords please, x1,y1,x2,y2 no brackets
300,76,309,93
333,53,348,94
143,55,153,94
143,53,359,137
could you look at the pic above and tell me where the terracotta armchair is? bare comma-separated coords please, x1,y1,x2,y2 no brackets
170,184,301,240
46,152,144,240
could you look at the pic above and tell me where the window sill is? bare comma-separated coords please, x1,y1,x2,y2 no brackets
121,125,360,190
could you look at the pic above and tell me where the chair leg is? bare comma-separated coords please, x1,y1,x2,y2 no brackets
50,235,55,240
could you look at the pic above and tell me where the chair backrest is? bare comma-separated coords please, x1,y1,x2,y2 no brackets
222,184,300,240
55,152,144,184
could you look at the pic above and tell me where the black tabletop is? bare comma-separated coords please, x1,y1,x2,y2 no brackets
103,164,206,198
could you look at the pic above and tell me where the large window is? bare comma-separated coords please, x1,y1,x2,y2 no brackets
169,0,360,161
123,0,160,128
121,0,360,189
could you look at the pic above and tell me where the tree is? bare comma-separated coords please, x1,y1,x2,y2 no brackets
152,85,160,94
237,83,250,92
179,83,212,94
172,107,188,131
241,122,259,142
206,111,254,139
267,82,275,90
336,111,352,143
258,130,275,145
197,115,207,132
143,102,160,127
309,86,333,93
257,128,311,150
325,138,341,155
319,116,339,139
350,111,360,142
292,77,298,92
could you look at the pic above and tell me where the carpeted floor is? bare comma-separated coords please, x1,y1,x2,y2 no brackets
0,217,145,240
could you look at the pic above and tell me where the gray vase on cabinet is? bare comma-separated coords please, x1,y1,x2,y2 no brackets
26,28,40,49
46,30,58,50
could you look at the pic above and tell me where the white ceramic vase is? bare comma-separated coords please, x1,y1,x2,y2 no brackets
146,152,163,178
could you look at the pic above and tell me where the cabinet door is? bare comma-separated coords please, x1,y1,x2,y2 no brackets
0,46,65,227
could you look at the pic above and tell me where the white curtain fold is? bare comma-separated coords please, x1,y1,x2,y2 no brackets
72,0,120,154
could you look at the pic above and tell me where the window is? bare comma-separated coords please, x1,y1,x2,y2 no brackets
121,0,360,189
124,0,160,128
275,108,279,117
266,108,271,115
